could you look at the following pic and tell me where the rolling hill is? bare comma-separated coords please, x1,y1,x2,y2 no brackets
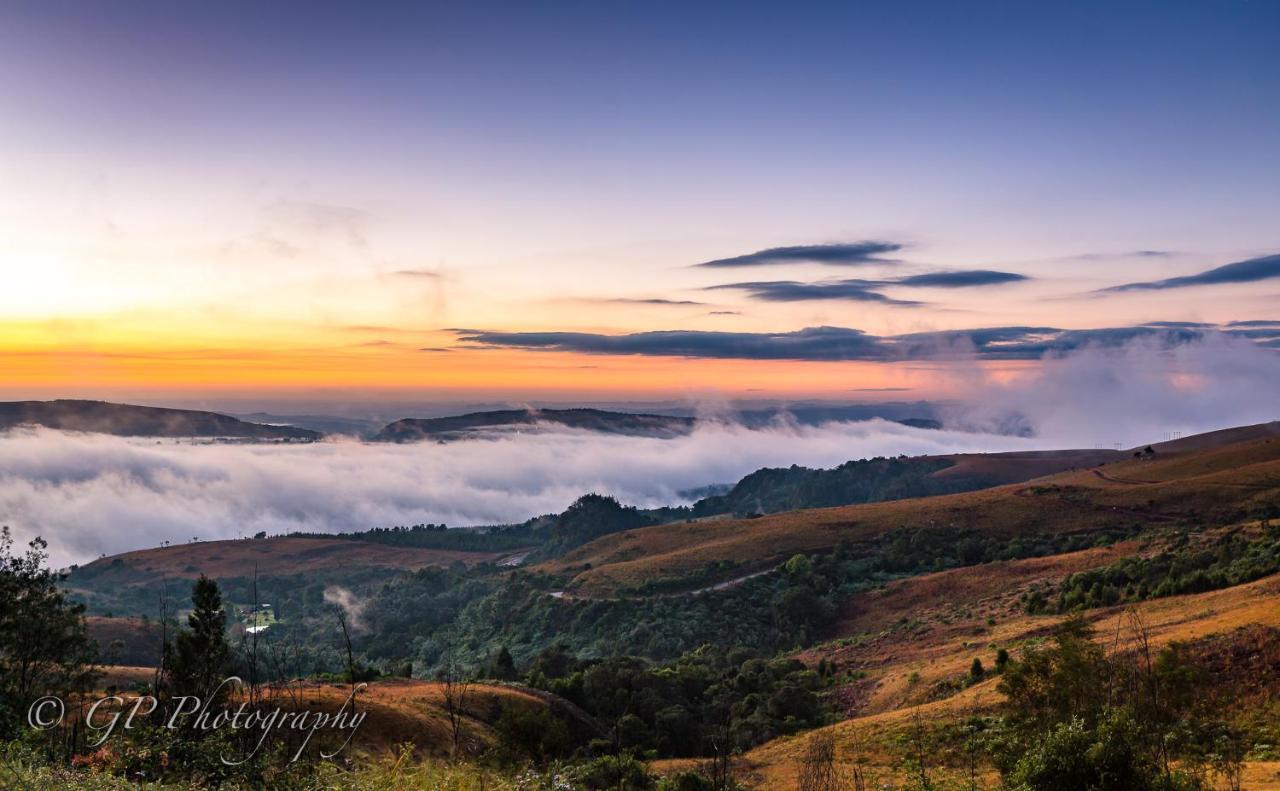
543,423,1280,596
728,551,1280,789
372,405,945,442
0,399,321,440
74,673,596,763
68,535,517,587
685,447,1123,518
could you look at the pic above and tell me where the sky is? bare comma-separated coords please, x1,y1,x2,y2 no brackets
1,1,1278,406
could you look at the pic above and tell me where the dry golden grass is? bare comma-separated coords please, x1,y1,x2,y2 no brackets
96,664,160,689
930,448,1121,483
734,571,1280,789
807,541,1146,716
73,536,517,585
79,676,559,759
299,679,553,758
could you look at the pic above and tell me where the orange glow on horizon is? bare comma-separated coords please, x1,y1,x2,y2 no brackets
0,338,1018,402
0,314,1043,403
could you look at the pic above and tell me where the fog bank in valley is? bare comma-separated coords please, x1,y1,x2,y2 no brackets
2,334,1276,566
0,419,1031,567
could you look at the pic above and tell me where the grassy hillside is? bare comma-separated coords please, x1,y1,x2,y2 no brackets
546,428,1280,596
69,536,511,587
730,568,1280,789
286,679,596,759
681,447,1122,519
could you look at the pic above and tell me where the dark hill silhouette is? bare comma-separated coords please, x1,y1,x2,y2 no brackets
0,400,320,440
374,407,697,441
373,407,945,442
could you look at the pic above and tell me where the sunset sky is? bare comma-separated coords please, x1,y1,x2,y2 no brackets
2,1,1277,406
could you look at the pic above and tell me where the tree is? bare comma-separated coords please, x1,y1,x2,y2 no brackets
0,527,98,740
901,708,936,791
997,616,1106,749
844,725,873,791
798,730,845,791
441,656,472,759
969,657,985,682
167,575,232,710
493,700,571,764
527,641,576,681
1198,720,1247,791
992,612,1216,791
486,645,518,681
784,553,814,578
1005,711,1163,791
583,657,646,753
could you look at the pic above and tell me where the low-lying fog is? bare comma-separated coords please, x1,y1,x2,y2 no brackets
3,334,1277,566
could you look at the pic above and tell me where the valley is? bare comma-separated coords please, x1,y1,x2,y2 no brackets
42,420,1280,788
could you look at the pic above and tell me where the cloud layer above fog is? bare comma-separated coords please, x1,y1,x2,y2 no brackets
2,334,1277,567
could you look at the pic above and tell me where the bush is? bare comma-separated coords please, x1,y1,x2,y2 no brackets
1005,712,1204,791
577,754,654,790
656,770,715,791
493,701,573,764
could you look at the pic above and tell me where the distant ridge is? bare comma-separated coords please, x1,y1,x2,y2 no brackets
0,400,320,440
373,407,697,442
373,407,945,442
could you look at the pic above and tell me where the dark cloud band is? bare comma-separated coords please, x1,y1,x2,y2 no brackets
707,269,1027,303
893,270,1029,288
595,298,706,306
454,322,1267,362
693,242,902,268
1098,253,1280,293
707,279,922,305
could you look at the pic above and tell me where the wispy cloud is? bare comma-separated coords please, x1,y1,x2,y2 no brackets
893,270,1029,288
1142,321,1215,329
392,269,444,278
1096,252,1280,293
265,201,371,248
1067,249,1175,261
692,241,903,268
581,297,706,306
340,324,426,334
708,279,923,305
707,269,1027,304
